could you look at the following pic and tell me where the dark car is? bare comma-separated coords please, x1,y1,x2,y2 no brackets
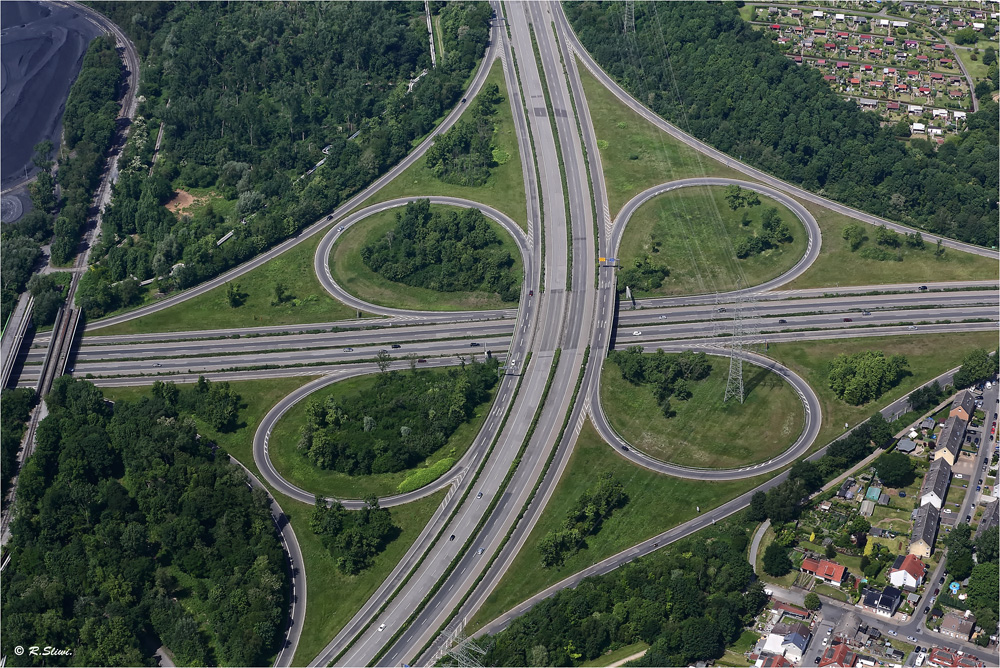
469,342,480,347
934,588,940,595
621,445,629,452
778,319,787,324
918,285,928,291
391,344,401,349
417,358,427,363
924,606,930,614
450,534,455,541
940,575,945,584
529,290,533,296
843,317,853,322
966,515,972,522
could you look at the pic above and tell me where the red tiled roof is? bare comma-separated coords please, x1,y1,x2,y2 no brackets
850,77,861,84
761,655,794,667
837,61,850,68
801,558,847,582
891,554,926,580
819,642,858,667
774,602,810,618
824,75,837,80
887,102,900,109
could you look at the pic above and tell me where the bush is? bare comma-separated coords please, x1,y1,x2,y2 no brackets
762,541,793,576
396,457,455,493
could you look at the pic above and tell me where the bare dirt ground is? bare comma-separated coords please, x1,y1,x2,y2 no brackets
164,189,200,213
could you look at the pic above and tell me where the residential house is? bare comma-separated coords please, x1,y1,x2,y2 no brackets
836,31,849,40
921,417,936,430
917,54,930,64
892,21,908,28
911,122,926,134
885,36,895,45
934,415,967,466
812,10,824,19
860,499,876,516
800,557,848,586
918,86,933,96
826,42,838,51
920,457,951,509
763,622,811,664
974,499,998,540
888,554,926,589
793,56,803,64
848,45,861,54
861,586,901,617
771,23,782,30
896,438,916,453
869,48,882,57
819,641,858,667
824,75,838,81
933,108,950,119
850,77,862,85
910,504,940,558
951,391,976,422
860,34,873,43
814,29,827,37
927,647,987,667
948,90,963,99
952,110,966,121
773,602,810,620
940,58,953,66
933,43,948,52
904,39,919,49
908,70,921,80
929,127,944,137
837,61,850,69
758,655,793,668
931,72,945,81
940,611,976,641
886,101,900,111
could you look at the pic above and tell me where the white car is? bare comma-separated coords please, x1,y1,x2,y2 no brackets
632,330,641,336
377,623,386,632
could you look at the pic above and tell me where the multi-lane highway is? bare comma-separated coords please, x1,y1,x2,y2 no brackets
2,2,998,667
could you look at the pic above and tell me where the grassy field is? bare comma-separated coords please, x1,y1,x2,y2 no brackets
267,367,498,499
578,57,750,218
329,204,523,311
618,185,809,296
767,331,999,451
358,59,529,231
580,642,649,667
600,356,805,469
467,420,774,633
100,379,446,666
91,233,361,337
784,200,999,290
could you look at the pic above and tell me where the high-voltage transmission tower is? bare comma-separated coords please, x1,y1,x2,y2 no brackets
623,0,635,33
433,619,487,668
724,287,763,404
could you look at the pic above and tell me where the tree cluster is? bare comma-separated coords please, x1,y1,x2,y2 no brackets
874,451,916,488
908,380,946,413
734,206,793,259
77,2,492,318
953,348,998,389
360,199,520,301
425,83,503,186
565,2,999,248
723,184,760,210
943,523,976,582
618,255,670,295
1,377,287,666
607,348,711,417
538,473,628,568
968,526,999,635
26,273,69,327
150,376,242,432
297,359,499,476
309,495,399,575
828,350,909,405
482,522,766,667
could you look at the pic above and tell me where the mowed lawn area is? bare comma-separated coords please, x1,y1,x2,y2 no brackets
600,356,804,469
329,204,523,311
358,58,529,231
784,200,999,290
467,420,773,633
767,331,999,451
579,56,750,218
617,185,808,296
268,368,498,499
90,232,361,337
101,378,446,667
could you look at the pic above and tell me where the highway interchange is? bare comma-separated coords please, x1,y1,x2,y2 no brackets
2,1,998,667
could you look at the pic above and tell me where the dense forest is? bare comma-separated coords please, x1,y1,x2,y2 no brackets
310,495,399,575
0,389,34,504
0,377,288,666
76,2,494,318
1,37,122,324
607,348,711,417
481,520,767,667
566,2,999,247
360,199,521,301
297,358,499,476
